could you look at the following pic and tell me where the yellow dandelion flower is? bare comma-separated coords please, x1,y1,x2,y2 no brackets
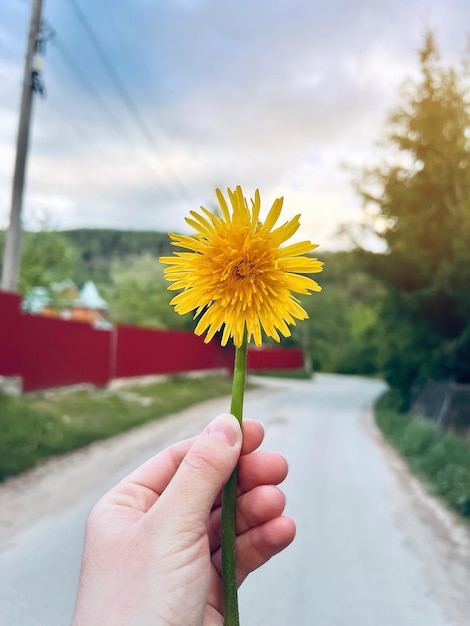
160,185,323,347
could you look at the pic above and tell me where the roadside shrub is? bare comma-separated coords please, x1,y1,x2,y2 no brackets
398,419,437,457
375,392,470,519
0,375,236,480
0,391,56,479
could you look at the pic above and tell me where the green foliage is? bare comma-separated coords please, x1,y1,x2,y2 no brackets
357,32,470,401
293,251,384,375
61,229,173,285
252,369,313,380
104,254,194,330
61,229,191,330
0,230,79,294
375,391,470,517
0,375,237,480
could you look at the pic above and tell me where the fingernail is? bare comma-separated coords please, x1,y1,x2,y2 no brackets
208,414,241,447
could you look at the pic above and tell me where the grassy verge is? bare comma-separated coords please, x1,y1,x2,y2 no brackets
375,390,470,519
0,374,240,481
250,369,313,380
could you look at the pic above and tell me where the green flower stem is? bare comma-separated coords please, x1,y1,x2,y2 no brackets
221,331,248,626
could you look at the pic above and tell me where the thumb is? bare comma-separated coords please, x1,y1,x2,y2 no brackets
154,413,242,528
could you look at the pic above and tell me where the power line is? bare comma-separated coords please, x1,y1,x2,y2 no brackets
52,35,131,141
67,0,193,206
44,23,187,197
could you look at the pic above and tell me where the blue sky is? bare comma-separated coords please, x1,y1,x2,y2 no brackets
1,0,470,249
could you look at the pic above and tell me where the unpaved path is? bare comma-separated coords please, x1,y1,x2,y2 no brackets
1,375,469,626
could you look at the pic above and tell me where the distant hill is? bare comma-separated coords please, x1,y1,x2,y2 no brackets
61,228,172,258
60,229,174,285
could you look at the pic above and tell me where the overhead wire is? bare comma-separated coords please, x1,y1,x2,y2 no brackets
52,36,132,142
67,0,194,206
46,23,184,198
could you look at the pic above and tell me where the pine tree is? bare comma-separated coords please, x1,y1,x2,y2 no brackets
358,31,470,402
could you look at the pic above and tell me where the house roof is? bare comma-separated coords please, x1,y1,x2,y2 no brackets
79,281,108,310
22,287,50,314
22,280,108,313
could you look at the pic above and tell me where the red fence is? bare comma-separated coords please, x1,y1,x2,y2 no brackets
115,325,233,378
1,292,112,392
0,291,304,392
247,346,304,370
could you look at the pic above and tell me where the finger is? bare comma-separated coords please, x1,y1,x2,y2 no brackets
238,451,289,493
143,414,242,531
236,486,286,534
212,515,296,585
212,450,288,508
240,419,264,455
236,515,296,584
208,485,286,552
103,418,263,514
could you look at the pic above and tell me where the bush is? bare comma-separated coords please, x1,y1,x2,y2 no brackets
398,420,437,457
0,391,56,479
375,392,470,518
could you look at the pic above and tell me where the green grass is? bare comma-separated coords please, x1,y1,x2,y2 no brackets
250,369,313,380
0,375,240,481
375,391,470,518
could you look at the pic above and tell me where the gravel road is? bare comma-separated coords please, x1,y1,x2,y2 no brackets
0,374,469,625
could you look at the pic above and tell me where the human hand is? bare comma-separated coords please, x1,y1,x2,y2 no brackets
72,414,296,626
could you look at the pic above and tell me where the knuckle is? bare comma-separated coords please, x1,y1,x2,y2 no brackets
184,440,227,475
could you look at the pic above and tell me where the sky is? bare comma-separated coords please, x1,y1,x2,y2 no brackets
1,0,470,250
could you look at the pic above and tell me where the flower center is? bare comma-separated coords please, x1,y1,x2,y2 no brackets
233,259,254,280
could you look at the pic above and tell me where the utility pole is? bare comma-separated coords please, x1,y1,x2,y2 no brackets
1,0,45,292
